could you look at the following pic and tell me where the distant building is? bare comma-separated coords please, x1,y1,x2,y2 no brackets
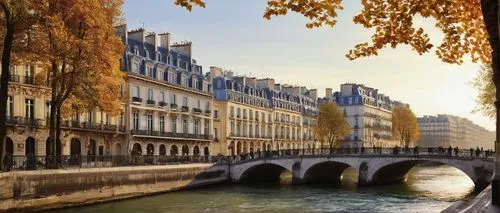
417,114,495,149
211,67,318,156
321,83,408,148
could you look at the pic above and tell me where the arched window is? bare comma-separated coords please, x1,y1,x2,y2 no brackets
146,144,154,156
204,147,209,156
132,143,142,156
70,138,81,156
159,144,166,156
193,146,200,156
25,137,36,156
170,145,178,156
182,145,189,156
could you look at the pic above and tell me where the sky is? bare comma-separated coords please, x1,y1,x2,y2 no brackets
123,0,494,131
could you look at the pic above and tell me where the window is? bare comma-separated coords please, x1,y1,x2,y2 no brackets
230,122,234,135
102,114,109,125
7,96,13,117
133,86,140,97
230,106,234,117
194,120,200,134
146,66,153,77
204,120,209,135
172,117,177,133
147,114,153,132
25,65,33,77
183,119,188,133
159,116,165,132
171,94,176,104
183,97,188,106
147,89,154,100
167,56,171,64
214,110,219,119
193,79,198,89
132,61,140,73
45,101,51,119
159,92,165,102
214,128,218,139
88,111,93,123
133,113,139,130
25,99,34,119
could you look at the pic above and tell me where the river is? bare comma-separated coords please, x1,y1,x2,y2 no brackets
44,165,475,213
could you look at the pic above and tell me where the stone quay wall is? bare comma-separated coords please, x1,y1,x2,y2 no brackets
0,163,229,212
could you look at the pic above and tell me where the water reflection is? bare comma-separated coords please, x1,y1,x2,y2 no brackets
44,165,475,213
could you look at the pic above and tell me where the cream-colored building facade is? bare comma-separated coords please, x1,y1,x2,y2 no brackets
117,25,213,157
4,64,127,158
211,67,318,156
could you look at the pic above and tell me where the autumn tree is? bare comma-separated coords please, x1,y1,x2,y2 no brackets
0,0,38,170
30,0,124,167
392,107,420,147
174,0,500,204
314,102,351,149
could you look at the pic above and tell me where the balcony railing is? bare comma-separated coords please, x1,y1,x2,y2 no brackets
132,97,142,103
131,130,212,140
205,109,211,115
193,108,202,114
181,106,189,112
6,116,40,127
8,75,35,85
159,101,167,107
146,100,155,105
170,103,178,110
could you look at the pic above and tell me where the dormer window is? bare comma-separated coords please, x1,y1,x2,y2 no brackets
145,50,150,59
192,78,198,89
156,52,161,62
132,61,140,73
133,45,139,55
167,56,171,65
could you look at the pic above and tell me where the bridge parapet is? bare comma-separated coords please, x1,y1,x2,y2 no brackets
229,147,494,190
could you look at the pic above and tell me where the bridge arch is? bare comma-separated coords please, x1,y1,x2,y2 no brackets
231,159,297,183
368,158,492,190
299,158,362,184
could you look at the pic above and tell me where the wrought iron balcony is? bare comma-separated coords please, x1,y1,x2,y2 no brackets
6,116,40,127
146,100,155,105
159,101,167,107
205,109,211,115
181,106,189,112
170,103,178,110
192,108,202,114
132,97,143,103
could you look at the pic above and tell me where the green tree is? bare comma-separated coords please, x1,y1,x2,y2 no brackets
314,102,351,148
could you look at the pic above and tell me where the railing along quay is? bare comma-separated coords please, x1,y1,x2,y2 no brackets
2,155,228,172
229,147,496,163
2,146,494,172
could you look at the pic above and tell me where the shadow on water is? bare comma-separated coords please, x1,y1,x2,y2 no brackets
42,165,476,213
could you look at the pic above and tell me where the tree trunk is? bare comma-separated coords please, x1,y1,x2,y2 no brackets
480,0,500,206
0,3,13,171
48,63,58,169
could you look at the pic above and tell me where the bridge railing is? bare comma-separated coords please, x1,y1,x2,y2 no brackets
1,155,230,172
229,147,495,163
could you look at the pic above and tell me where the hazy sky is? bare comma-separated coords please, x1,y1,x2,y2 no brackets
123,0,494,131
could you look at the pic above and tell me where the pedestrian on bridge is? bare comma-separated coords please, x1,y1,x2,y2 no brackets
470,148,474,157
448,146,452,156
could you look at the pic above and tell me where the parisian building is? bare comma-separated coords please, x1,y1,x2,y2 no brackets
116,25,213,157
320,83,408,148
417,114,495,149
211,67,318,156
3,25,214,159
3,64,127,158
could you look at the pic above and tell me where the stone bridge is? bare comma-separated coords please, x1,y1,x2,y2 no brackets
229,152,494,190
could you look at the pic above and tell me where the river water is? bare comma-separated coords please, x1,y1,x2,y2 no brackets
45,165,475,213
